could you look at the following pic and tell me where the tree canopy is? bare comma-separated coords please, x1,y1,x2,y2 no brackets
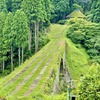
0,0,99,77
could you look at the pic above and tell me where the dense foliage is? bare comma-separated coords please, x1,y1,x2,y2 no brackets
0,0,51,76
0,0,99,78
50,0,100,23
67,18,100,64
0,0,99,100
90,0,100,23
0,24,67,100
78,65,100,100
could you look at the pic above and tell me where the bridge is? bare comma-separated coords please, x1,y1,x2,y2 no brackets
0,24,72,100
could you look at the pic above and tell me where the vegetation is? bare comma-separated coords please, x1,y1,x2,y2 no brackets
50,0,100,23
0,0,100,100
66,18,100,100
67,18,100,64
66,38,89,80
90,0,100,23
0,24,67,100
0,0,51,76
66,10,86,18
78,64,100,100
0,0,99,76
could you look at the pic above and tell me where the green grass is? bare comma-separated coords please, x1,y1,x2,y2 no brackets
0,24,91,100
65,38,89,80
6,40,65,99
47,24,67,40
0,41,53,88
15,43,59,96
32,41,65,93
0,24,67,100
0,41,57,96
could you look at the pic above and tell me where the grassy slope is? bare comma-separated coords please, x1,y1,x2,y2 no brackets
65,38,89,80
0,24,67,100
0,24,90,99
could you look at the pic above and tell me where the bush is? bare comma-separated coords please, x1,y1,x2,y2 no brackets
2,70,10,76
25,92,67,100
39,35,50,50
78,65,100,100
66,18,100,64
87,49,99,57
58,20,66,25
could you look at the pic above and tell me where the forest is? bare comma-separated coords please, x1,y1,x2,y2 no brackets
0,0,100,100
0,0,100,75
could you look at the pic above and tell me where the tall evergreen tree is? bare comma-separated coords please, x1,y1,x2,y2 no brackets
6,0,12,12
0,12,6,73
12,0,23,12
22,0,44,52
3,12,14,71
69,0,74,11
11,10,29,65
0,0,7,13
21,0,34,52
51,0,68,22
33,0,46,52
43,0,51,27
91,0,100,23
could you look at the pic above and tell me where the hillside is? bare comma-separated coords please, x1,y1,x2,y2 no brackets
0,24,67,100
66,38,89,80
0,24,91,100
0,0,99,100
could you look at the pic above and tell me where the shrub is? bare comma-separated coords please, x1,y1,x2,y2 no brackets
58,20,66,25
66,18,100,63
78,65,100,100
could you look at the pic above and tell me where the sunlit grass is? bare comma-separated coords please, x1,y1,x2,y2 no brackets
0,24,67,100
65,38,89,80
0,24,90,100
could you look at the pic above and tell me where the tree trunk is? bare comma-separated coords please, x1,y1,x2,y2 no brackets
41,22,44,33
35,21,39,53
2,59,5,73
36,21,39,52
11,46,13,72
35,21,37,53
18,47,21,66
22,47,24,64
28,30,32,52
